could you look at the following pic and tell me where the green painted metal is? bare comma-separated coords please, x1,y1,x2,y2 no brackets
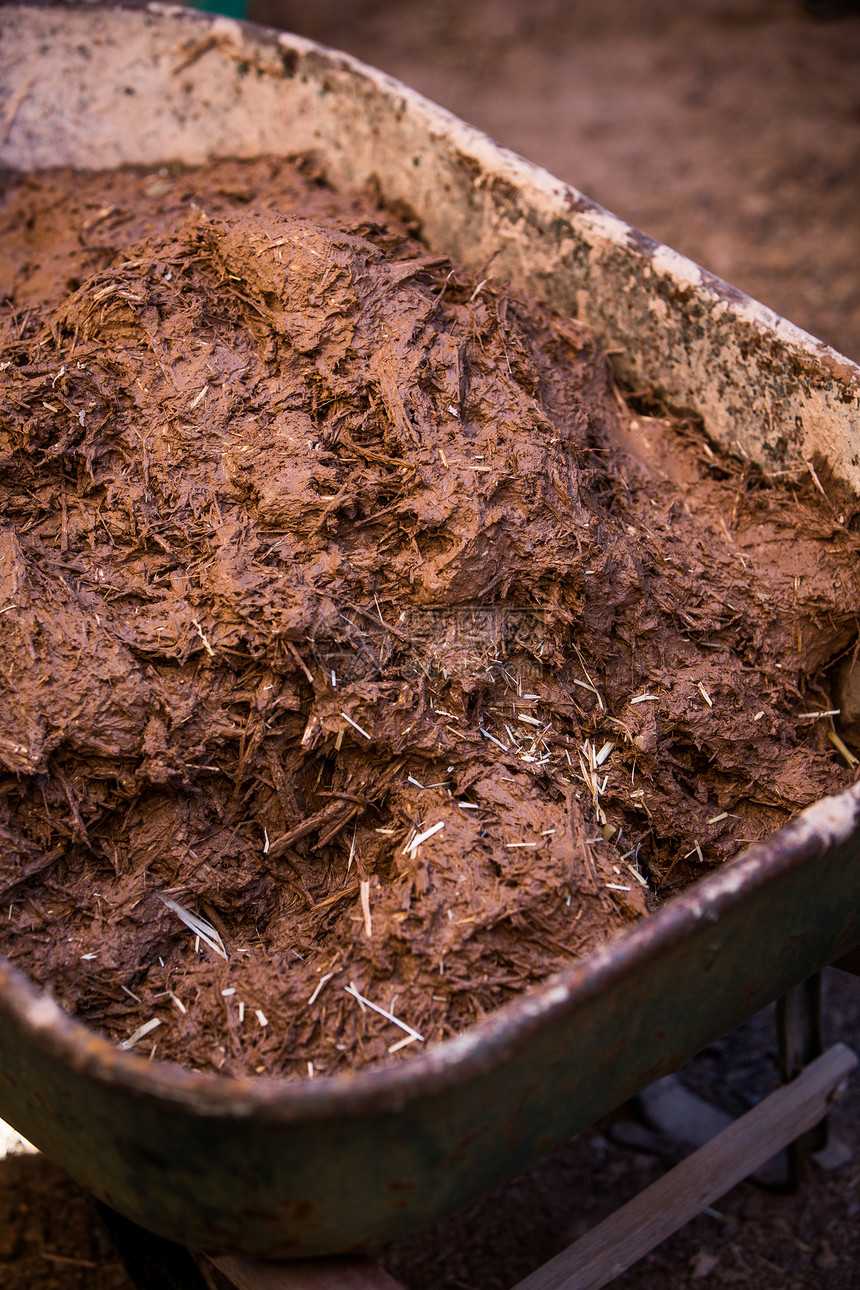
192,0,248,18
0,791,858,1256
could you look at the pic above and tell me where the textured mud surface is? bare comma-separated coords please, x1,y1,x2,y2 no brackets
0,156,856,1078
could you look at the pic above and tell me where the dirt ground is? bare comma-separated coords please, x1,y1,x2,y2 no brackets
1,0,859,1287
251,0,860,364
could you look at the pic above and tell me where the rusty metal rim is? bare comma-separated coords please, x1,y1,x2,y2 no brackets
2,781,858,1122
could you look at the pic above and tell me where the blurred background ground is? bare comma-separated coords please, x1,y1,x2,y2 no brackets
1,0,860,1286
251,0,860,361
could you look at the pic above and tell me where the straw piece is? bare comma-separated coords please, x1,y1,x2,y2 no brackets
828,729,859,769
340,710,372,740
697,682,714,707
307,972,336,1007
344,983,424,1042
191,618,215,656
388,1034,421,1054
159,896,227,960
360,879,373,937
571,645,605,711
480,726,509,751
120,1017,162,1051
572,677,599,695
286,640,314,683
403,820,445,856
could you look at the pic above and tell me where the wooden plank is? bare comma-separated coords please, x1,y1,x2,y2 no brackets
511,1042,857,1290
211,1254,405,1290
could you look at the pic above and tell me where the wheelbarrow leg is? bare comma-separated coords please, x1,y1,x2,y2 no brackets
776,970,827,1185
92,1198,217,1290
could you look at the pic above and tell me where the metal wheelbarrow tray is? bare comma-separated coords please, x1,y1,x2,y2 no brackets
1,1,859,1259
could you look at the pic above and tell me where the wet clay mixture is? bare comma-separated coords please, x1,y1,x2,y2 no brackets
0,157,857,1079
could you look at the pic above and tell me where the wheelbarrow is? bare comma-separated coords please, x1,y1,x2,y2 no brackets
0,0,859,1268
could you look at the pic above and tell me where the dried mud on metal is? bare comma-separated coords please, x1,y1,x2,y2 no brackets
0,157,856,1079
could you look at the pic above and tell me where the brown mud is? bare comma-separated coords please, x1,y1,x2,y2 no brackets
0,156,857,1079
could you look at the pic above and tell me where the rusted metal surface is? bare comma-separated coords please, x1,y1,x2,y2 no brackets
0,2,859,1259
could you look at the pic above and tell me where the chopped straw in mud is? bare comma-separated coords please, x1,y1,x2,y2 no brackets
344,983,424,1043
403,821,446,856
120,1017,162,1051
388,1034,421,1054
0,156,856,1083
360,880,373,937
829,730,859,769
307,972,336,1007
159,897,228,961
340,711,372,740
480,727,509,751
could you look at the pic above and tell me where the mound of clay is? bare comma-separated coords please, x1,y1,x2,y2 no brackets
0,157,856,1078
